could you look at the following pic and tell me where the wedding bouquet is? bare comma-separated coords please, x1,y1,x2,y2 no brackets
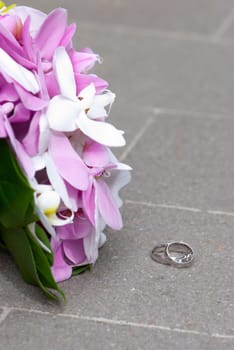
0,3,131,300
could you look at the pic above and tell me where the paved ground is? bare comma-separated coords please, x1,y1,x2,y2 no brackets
1,1,234,349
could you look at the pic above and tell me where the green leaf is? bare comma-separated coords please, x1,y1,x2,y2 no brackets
0,140,35,228
0,139,65,300
72,264,91,276
35,224,53,265
27,229,65,301
0,181,34,228
0,226,65,301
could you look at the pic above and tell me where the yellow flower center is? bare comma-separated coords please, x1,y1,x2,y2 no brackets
44,207,57,216
0,2,16,14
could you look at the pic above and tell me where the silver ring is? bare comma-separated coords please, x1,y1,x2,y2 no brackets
151,243,171,265
151,241,194,267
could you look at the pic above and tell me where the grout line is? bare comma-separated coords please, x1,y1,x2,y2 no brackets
79,20,234,46
1,306,234,340
212,7,234,41
207,209,234,217
0,308,11,325
151,107,232,121
125,199,202,213
125,199,234,218
119,116,155,161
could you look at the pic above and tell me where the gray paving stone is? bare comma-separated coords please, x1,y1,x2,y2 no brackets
76,23,234,116
125,113,234,212
0,310,233,350
1,206,234,337
220,23,234,40
17,0,234,36
59,206,234,335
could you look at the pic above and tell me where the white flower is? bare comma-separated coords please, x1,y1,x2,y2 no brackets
46,47,126,147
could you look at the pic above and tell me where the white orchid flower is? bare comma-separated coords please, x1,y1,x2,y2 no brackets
32,152,74,212
35,187,73,227
46,47,126,147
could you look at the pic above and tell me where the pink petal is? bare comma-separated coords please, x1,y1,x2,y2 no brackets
51,243,72,282
70,48,99,73
10,103,31,123
59,23,76,48
83,142,110,167
45,70,60,98
35,8,68,60
73,212,93,239
0,114,7,137
21,16,36,63
0,22,35,69
65,181,79,212
94,179,123,230
10,6,46,37
76,73,108,94
4,116,35,178
22,111,40,156
0,80,18,102
14,83,48,111
63,239,86,265
49,132,89,190
82,179,95,226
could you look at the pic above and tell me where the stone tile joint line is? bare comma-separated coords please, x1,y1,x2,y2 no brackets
0,308,11,325
212,7,234,41
125,199,234,218
120,116,155,161
1,306,234,340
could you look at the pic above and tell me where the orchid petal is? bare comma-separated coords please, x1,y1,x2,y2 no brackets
59,23,76,48
54,46,76,99
4,116,35,178
22,16,35,62
83,227,98,263
83,142,110,167
78,83,96,109
14,83,48,111
82,179,95,226
49,132,89,190
63,240,86,265
99,232,107,248
64,181,79,212
76,73,108,94
35,8,68,60
115,163,132,171
32,155,45,171
0,81,18,102
10,6,46,37
78,111,126,147
44,152,72,210
51,243,72,282
94,179,123,230
46,95,80,132
34,205,57,237
0,114,7,137
48,214,74,227
9,103,31,123
22,111,40,156
105,169,131,208
0,48,39,93
70,49,100,73
39,114,50,154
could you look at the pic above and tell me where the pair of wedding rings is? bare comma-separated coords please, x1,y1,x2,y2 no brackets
151,241,194,267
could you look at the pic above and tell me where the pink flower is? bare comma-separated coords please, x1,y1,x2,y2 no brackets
51,210,93,282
